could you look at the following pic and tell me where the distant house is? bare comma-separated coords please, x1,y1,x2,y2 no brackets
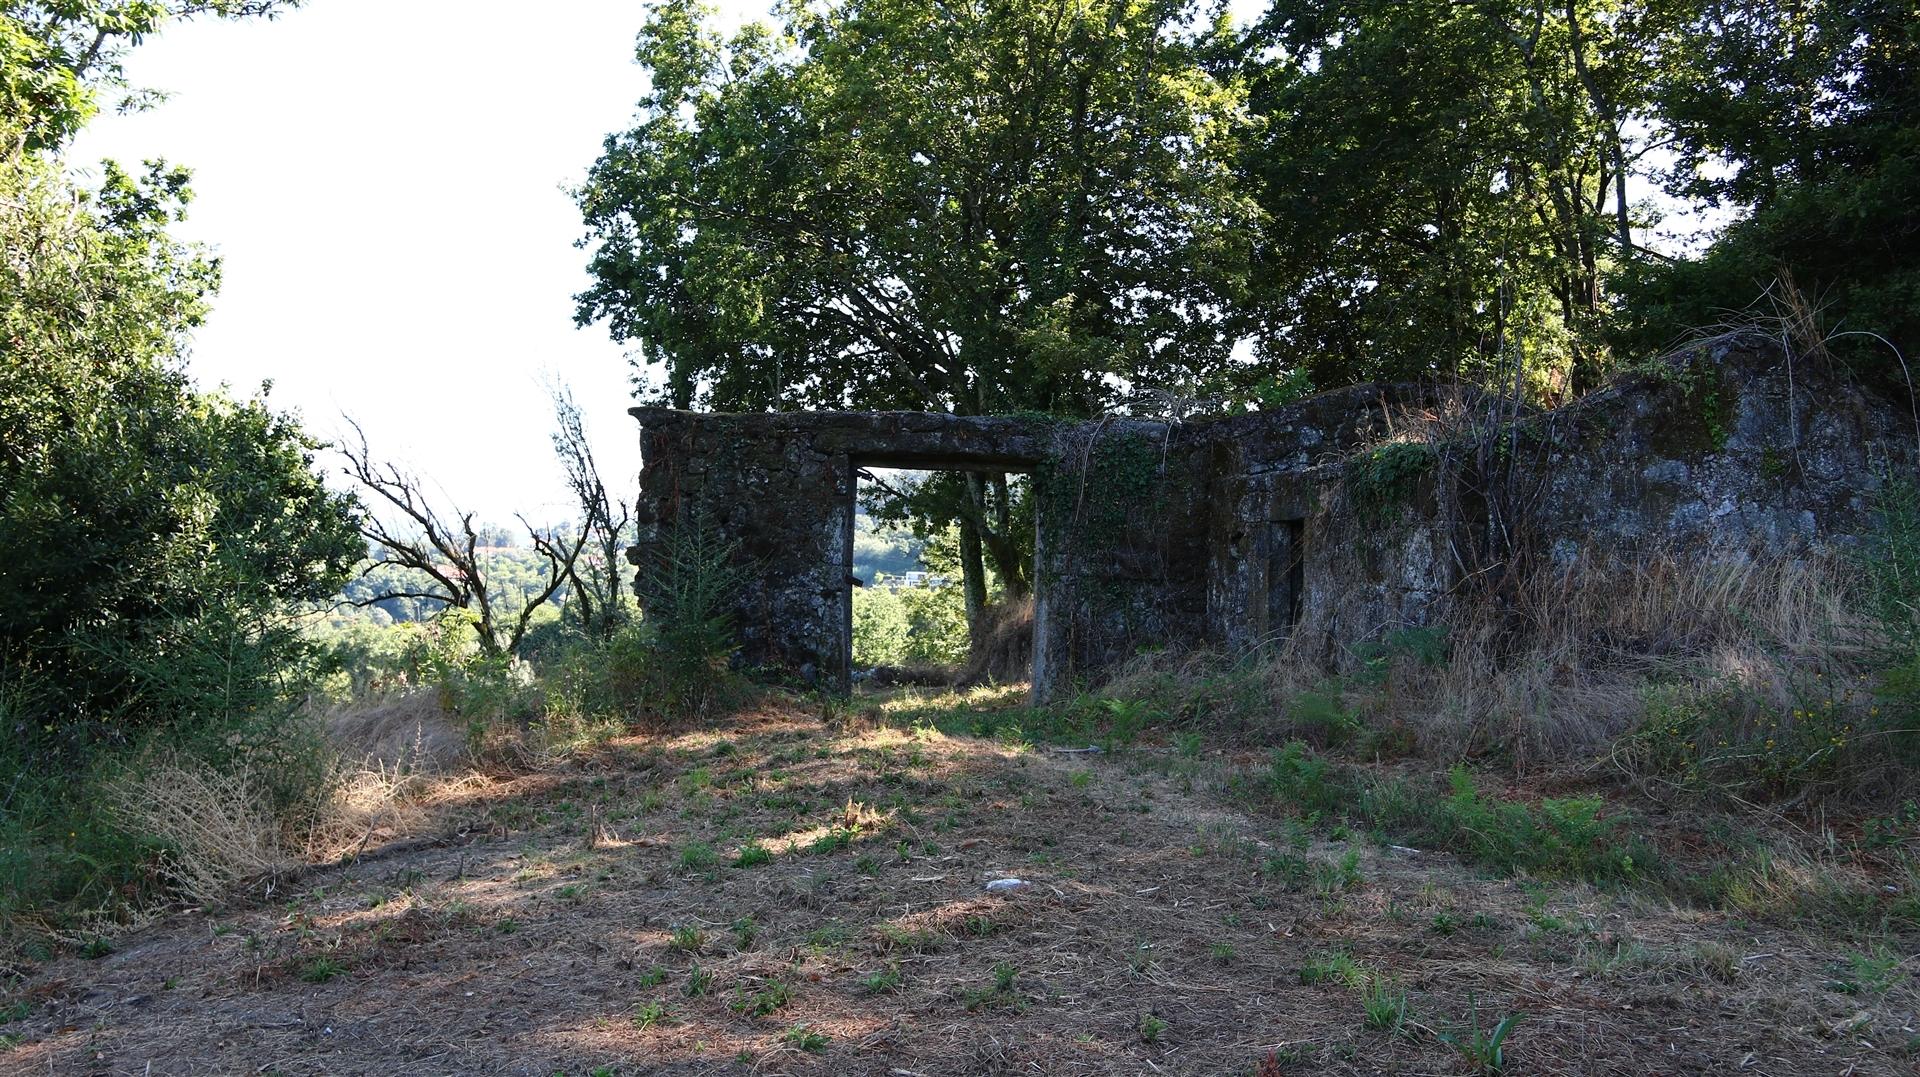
873,571,951,591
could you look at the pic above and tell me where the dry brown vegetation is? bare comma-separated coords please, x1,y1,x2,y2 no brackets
4,689,1917,1075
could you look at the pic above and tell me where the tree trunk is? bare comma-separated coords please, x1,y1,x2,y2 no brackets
985,472,1030,598
958,492,988,634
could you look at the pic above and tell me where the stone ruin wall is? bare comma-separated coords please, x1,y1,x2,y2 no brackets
630,340,1915,699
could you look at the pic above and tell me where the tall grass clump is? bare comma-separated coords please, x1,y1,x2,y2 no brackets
1092,536,1891,800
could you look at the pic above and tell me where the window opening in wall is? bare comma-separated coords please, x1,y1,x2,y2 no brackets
1268,518,1305,640
847,466,1034,692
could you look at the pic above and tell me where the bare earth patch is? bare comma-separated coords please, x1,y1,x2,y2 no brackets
3,694,1916,1075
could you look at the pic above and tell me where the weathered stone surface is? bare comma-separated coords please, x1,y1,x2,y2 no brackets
631,340,1913,697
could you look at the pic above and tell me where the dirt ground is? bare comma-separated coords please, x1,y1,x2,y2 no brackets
4,691,1917,1076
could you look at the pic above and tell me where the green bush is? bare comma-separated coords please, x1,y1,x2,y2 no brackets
636,521,751,719
1257,740,1647,885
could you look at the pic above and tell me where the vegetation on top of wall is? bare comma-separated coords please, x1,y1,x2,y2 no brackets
1344,440,1439,526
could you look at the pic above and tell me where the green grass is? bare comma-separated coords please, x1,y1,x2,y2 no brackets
808,828,855,855
1299,948,1364,988
1138,1012,1168,1043
730,916,757,950
1361,977,1409,1033
861,963,903,994
676,841,717,872
963,961,1022,1012
806,920,852,948
876,923,942,953
731,980,794,1017
781,1022,829,1052
299,956,346,983
1257,742,1653,887
632,999,667,1030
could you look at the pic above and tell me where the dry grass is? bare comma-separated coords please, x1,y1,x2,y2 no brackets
1407,546,1864,762
104,759,299,910
98,698,504,914
322,691,471,773
1101,545,1871,777
13,693,1917,1075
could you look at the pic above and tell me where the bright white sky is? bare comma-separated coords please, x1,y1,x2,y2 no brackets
67,0,774,526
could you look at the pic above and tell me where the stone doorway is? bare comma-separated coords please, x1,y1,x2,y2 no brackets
845,465,1037,692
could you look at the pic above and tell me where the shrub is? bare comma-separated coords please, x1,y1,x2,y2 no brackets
635,521,751,719
103,756,303,909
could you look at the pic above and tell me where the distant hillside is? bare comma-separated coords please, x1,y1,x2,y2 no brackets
854,514,922,583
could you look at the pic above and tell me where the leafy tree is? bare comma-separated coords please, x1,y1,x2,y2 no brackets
2,1,301,154
852,513,923,583
1236,0,1652,397
1616,0,1919,364
1,1,355,919
577,0,1260,610
0,142,359,738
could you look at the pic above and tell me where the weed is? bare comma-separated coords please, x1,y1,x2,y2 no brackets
632,1000,667,1030
1127,935,1154,974
963,914,997,938
300,956,346,983
807,920,852,948
1361,978,1409,1034
677,841,717,872
993,961,1017,993
876,923,942,953
732,980,794,1017
809,828,854,855
1300,949,1364,988
1315,850,1363,893
80,937,112,960
669,925,706,953
1430,912,1458,935
1828,945,1906,994
862,964,903,994
855,854,879,876
1101,698,1152,751
964,961,1022,1012
1138,1012,1168,1043
1209,942,1236,964
683,964,714,997
732,841,771,868
638,965,669,987
1261,852,1312,890
781,1023,829,1052
1691,942,1739,983
730,916,757,951
1438,998,1522,1074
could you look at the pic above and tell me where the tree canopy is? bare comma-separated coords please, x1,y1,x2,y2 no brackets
577,0,1261,417
0,0,359,736
581,0,1918,402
